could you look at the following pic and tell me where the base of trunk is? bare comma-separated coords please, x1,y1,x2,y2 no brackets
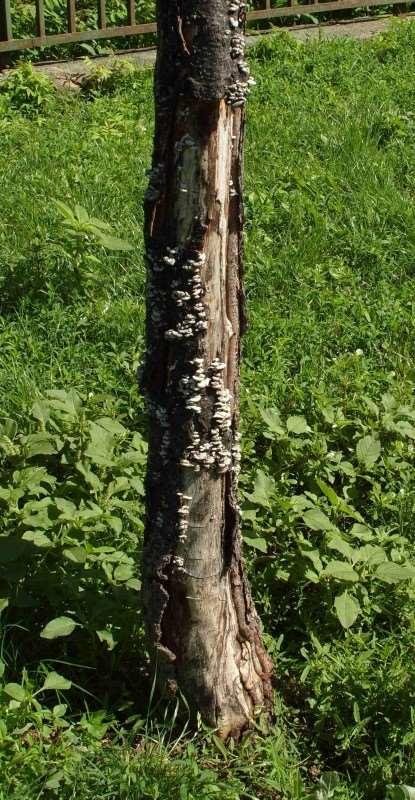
157,555,273,738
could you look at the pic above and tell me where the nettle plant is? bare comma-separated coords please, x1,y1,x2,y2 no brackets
241,392,415,632
1,201,133,311
52,200,133,290
0,390,146,675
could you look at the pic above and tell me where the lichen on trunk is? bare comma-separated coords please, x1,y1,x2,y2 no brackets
139,0,273,738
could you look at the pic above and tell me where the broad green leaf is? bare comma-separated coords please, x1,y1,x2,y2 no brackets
316,772,340,800
22,506,54,530
243,535,268,553
363,396,379,416
315,478,339,508
334,591,360,629
397,404,415,421
96,232,133,251
327,533,354,561
349,523,374,542
353,544,386,566
53,704,68,718
113,564,134,581
54,199,78,223
0,598,8,613
108,516,123,535
356,434,381,469
45,771,64,791
319,405,335,424
76,462,103,492
22,531,53,548
55,498,77,517
96,417,127,436
85,422,115,466
248,469,276,509
290,494,314,513
394,420,415,439
375,562,415,584
316,478,363,522
324,561,359,582
74,204,89,222
131,431,147,451
31,400,51,426
45,389,81,419
259,407,285,437
338,461,356,477
24,432,58,458
0,659,5,678
107,477,130,497
42,672,72,691
129,476,145,496
88,216,112,231
4,683,25,701
286,415,310,435
387,787,415,800
80,710,110,740
302,508,336,532
63,547,87,564
40,616,77,640
242,507,258,524
300,546,323,573
0,418,17,438
382,393,398,412
304,568,320,584
0,435,17,456
126,578,142,591
96,549,127,563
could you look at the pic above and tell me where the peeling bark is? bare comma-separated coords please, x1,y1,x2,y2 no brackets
139,0,273,738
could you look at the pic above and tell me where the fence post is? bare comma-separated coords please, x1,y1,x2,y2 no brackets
98,0,107,29
36,0,46,38
67,0,76,33
0,0,12,68
127,0,135,25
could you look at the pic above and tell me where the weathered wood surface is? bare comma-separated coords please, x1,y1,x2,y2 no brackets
140,0,272,737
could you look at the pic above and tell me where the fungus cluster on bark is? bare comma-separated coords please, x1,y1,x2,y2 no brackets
140,0,272,738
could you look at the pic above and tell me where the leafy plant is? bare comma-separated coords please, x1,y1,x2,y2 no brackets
0,62,55,115
0,389,146,692
79,59,140,97
50,200,133,290
242,393,415,634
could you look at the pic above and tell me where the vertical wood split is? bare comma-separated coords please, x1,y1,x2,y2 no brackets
140,0,272,738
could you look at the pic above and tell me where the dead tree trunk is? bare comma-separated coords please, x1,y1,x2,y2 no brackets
139,0,273,738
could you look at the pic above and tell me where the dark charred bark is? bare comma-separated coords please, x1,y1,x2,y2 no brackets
139,0,273,738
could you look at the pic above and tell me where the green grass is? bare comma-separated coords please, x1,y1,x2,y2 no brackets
2,20,415,800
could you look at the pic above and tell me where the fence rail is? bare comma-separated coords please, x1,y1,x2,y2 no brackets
0,0,410,55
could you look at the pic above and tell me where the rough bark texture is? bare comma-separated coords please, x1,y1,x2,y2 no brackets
139,0,273,738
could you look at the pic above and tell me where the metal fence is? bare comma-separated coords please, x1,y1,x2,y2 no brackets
0,0,410,55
